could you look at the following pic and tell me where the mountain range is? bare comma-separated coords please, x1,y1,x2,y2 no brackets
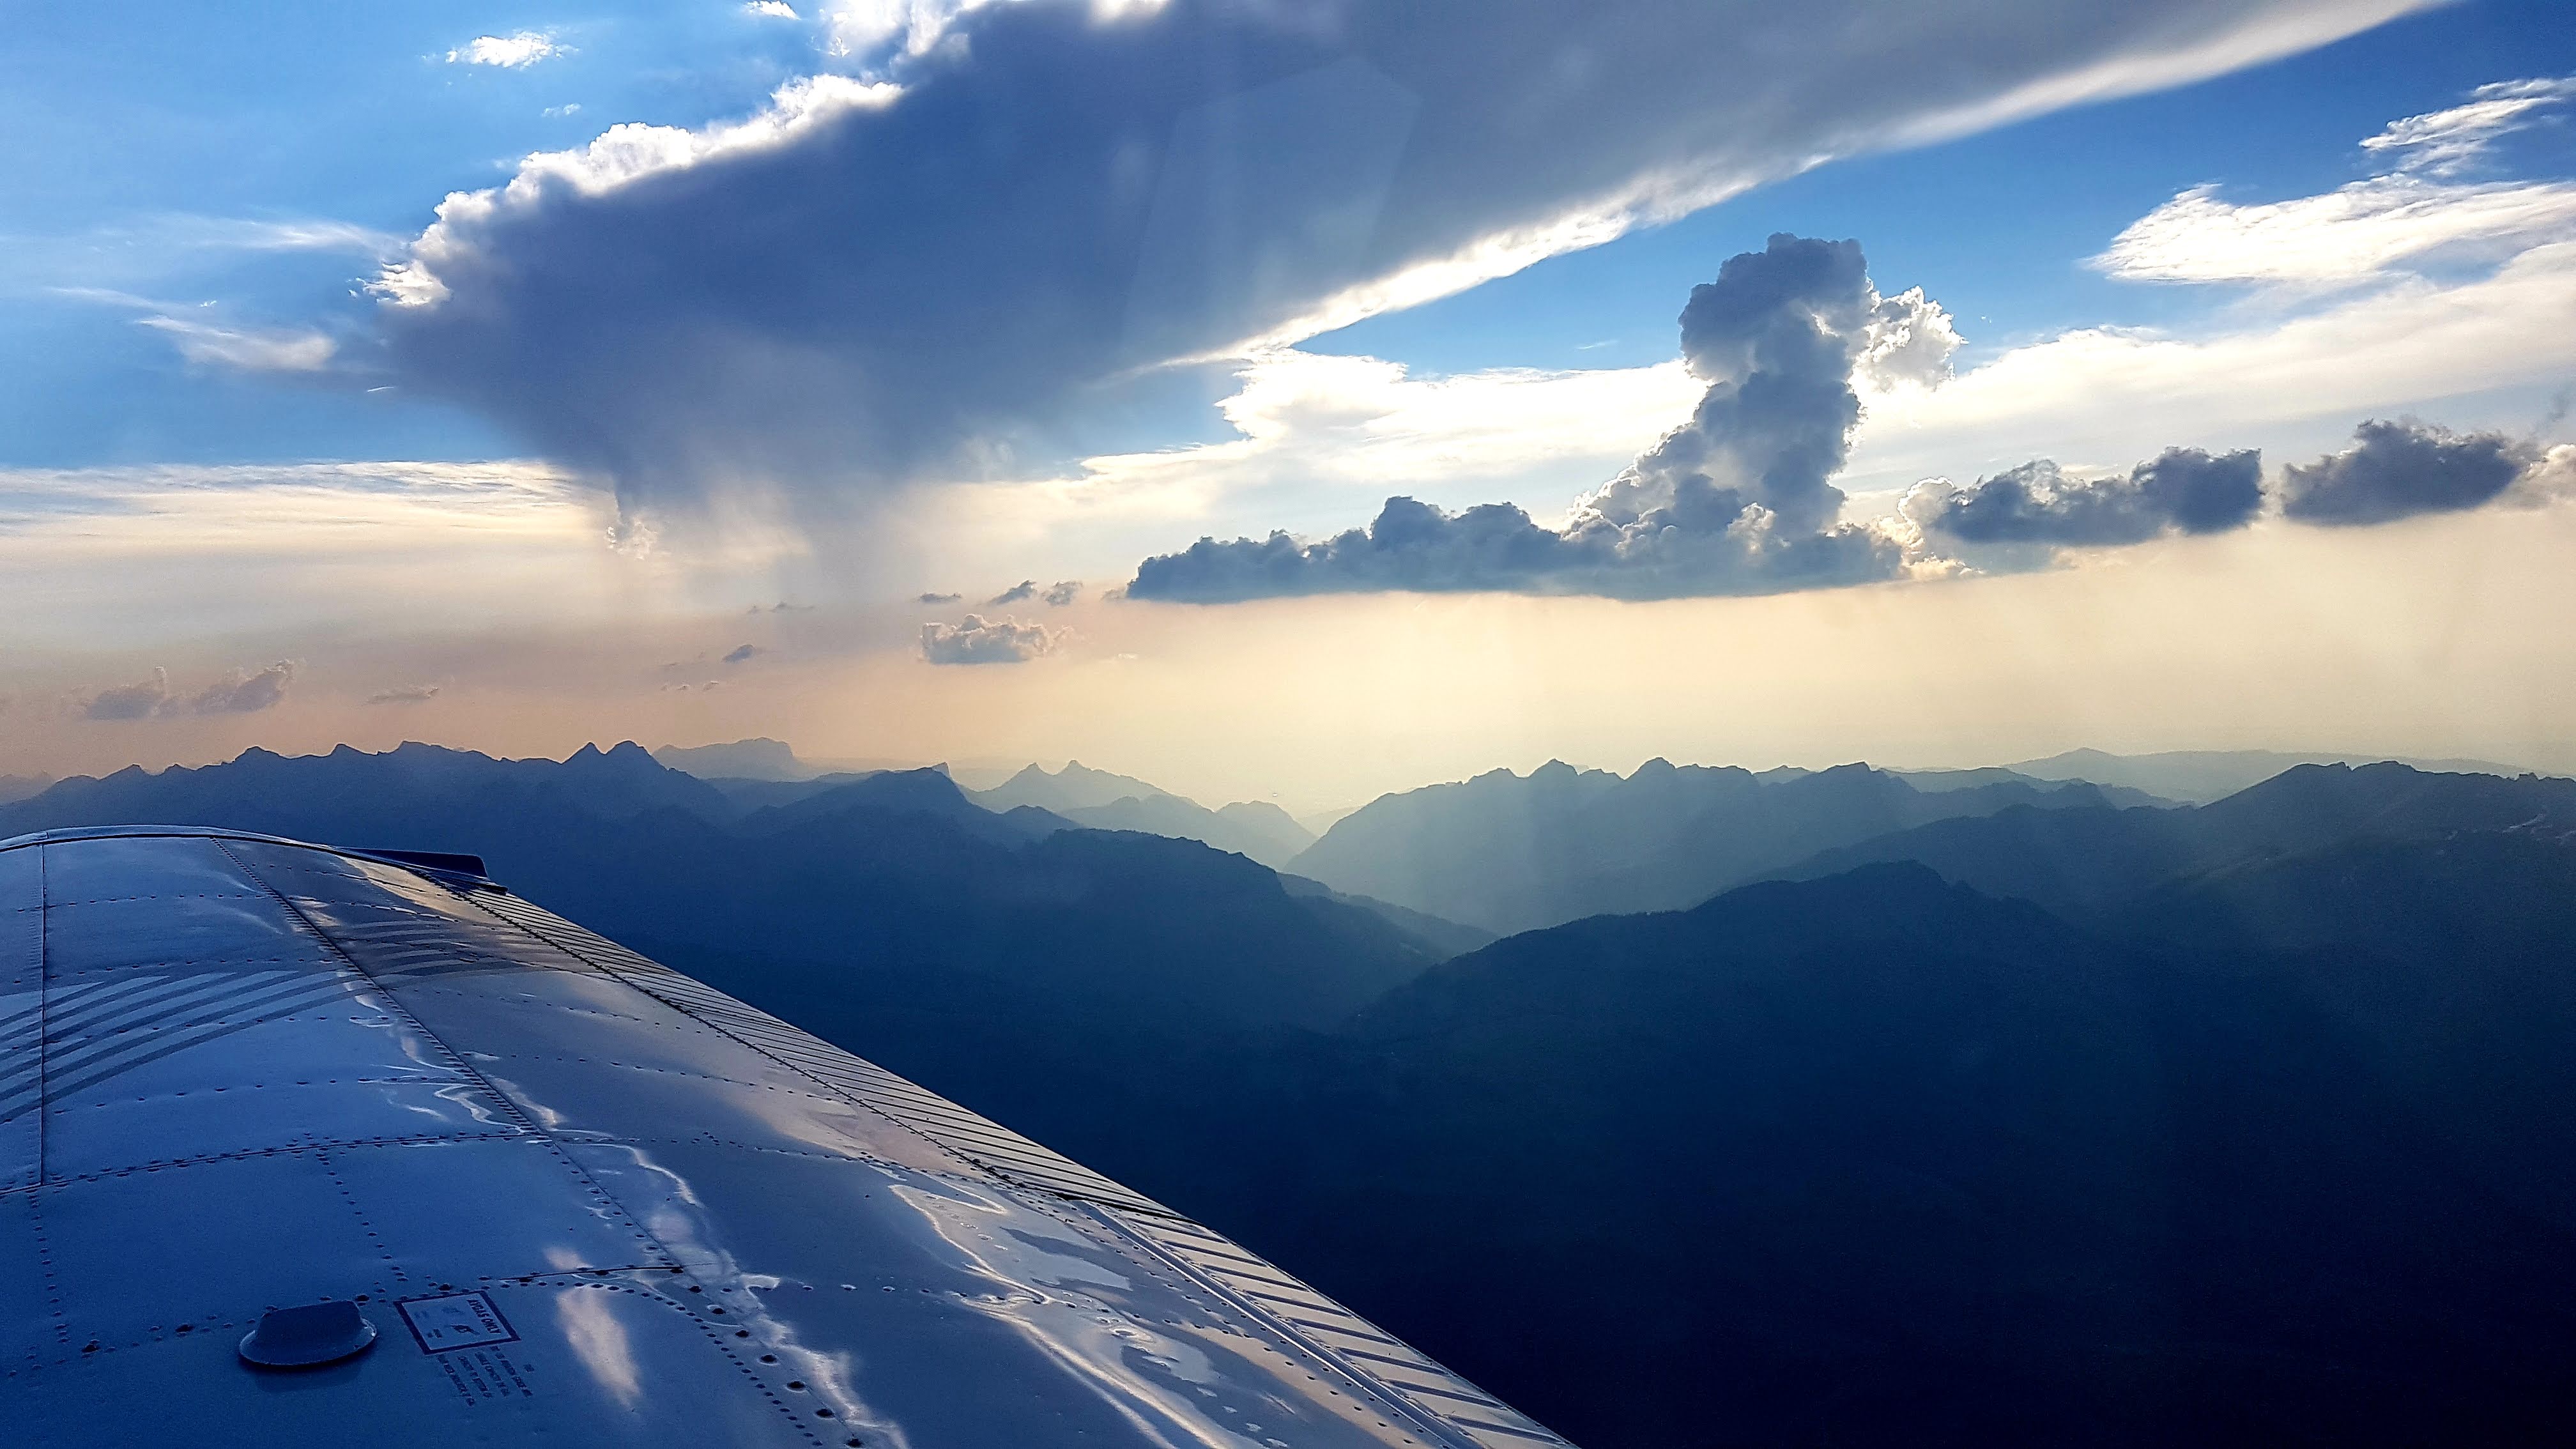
966,761,1315,867
1984,746,2533,803
6,743,2574,1446
1287,757,2165,934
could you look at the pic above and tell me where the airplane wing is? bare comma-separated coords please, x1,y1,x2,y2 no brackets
1,825,1576,1448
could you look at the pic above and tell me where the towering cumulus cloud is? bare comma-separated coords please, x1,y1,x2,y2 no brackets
1908,447,2264,546
375,0,2420,510
1130,234,1946,601
2281,419,2537,525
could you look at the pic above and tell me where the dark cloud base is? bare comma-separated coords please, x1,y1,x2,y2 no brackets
1915,448,2263,546
376,1,2359,511
2283,419,2535,526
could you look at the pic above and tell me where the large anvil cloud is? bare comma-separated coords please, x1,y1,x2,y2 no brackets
378,0,2425,508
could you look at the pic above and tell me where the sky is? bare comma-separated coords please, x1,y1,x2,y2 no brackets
4,0,2575,810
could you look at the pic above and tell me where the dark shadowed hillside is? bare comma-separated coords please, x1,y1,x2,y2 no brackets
1064,862,2576,1449
1291,757,2151,933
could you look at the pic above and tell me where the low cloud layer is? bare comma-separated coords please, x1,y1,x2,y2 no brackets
83,670,177,721
1131,234,1941,601
1908,448,2264,546
81,663,298,719
1128,218,2569,602
921,614,1063,665
2281,419,2538,525
194,663,299,714
376,0,2411,510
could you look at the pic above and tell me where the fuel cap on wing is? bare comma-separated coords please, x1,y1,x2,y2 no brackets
238,1301,378,1368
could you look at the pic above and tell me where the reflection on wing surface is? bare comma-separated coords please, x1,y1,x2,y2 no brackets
1,825,1575,1448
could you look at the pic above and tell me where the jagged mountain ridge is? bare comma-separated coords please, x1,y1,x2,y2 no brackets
964,761,1316,868
0,742,1446,1032
1289,756,2156,934
1993,746,2534,803
1770,760,2576,919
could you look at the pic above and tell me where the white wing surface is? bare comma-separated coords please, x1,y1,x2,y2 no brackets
0,825,1575,1449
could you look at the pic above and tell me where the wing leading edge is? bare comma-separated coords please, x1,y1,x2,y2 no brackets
0,825,1574,1448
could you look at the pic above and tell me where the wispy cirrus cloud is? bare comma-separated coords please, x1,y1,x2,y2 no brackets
133,314,337,372
52,288,339,372
2094,77,2576,286
2362,76,2576,177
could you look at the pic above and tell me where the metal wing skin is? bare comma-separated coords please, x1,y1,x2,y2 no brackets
1,826,1574,1449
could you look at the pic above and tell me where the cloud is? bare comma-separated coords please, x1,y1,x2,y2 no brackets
365,684,441,705
1129,234,1931,601
2520,443,2576,507
54,289,341,373
917,591,963,603
1042,579,1082,606
1844,241,2576,496
722,643,763,664
920,613,1063,664
2095,78,2576,286
376,0,2418,509
446,33,562,68
192,662,298,714
0,460,625,650
134,315,337,372
987,579,1037,604
2362,76,2576,178
2280,418,2538,526
1905,447,2263,547
746,1,802,16
77,663,298,719
82,670,176,721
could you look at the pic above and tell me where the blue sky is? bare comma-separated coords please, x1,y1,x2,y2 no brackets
6,0,2576,800
1319,0,2576,374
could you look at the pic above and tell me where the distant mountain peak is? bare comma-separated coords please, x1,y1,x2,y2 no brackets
654,738,816,783
1294,758,2166,935
974,760,1184,815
